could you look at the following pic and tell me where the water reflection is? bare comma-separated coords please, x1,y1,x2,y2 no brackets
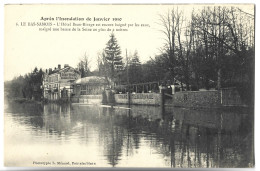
5,102,254,168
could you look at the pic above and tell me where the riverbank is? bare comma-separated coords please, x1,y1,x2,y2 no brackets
6,87,250,109
6,97,42,104
5,97,70,105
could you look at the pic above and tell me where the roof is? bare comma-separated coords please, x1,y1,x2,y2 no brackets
74,76,108,85
48,66,80,76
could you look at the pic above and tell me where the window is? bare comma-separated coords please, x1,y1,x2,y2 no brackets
80,91,86,95
81,85,86,90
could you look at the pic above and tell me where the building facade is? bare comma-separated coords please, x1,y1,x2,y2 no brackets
43,64,81,100
72,76,109,104
73,76,108,96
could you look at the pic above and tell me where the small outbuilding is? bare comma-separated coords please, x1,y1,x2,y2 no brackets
73,76,109,96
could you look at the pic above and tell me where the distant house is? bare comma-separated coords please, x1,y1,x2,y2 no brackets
42,64,81,100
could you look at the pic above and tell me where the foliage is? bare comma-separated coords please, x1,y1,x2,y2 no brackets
5,67,43,101
157,6,254,93
104,33,123,83
76,52,92,78
128,51,142,84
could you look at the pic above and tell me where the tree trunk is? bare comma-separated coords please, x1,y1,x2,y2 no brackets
217,68,221,90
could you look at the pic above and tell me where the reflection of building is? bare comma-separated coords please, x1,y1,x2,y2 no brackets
42,64,81,100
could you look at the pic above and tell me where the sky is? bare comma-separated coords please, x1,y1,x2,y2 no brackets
4,4,254,81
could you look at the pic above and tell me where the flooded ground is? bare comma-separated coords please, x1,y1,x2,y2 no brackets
4,102,254,168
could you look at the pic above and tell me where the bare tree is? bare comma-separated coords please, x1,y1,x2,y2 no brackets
158,7,181,81
157,5,254,94
193,6,254,89
77,52,92,78
158,7,195,90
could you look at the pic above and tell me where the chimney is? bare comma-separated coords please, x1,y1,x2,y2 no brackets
45,69,48,74
58,64,61,69
49,68,52,73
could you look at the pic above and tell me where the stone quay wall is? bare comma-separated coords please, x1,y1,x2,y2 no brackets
172,90,221,107
115,93,161,105
172,88,244,108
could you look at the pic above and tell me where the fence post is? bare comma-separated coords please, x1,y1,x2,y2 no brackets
160,88,165,114
127,92,131,107
220,89,223,105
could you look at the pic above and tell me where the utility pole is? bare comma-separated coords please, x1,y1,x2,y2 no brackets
126,49,130,106
126,49,129,85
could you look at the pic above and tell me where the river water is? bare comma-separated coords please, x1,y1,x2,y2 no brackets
4,101,254,168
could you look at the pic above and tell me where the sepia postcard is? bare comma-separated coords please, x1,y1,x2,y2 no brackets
4,4,255,168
